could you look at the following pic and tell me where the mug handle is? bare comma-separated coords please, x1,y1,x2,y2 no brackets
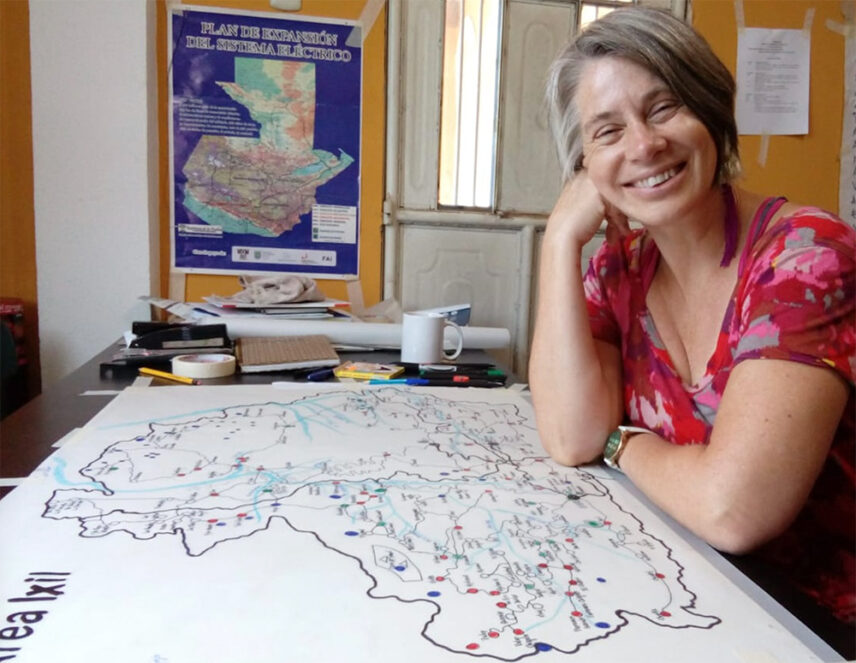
443,320,464,360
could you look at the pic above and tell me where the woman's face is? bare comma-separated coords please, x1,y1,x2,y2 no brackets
575,56,719,227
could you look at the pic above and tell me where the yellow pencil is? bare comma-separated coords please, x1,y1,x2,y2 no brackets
138,367,199,385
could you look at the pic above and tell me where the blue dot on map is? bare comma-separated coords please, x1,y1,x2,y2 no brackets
595,621,610,629
394,565,406,572
597,577,606,583
535,642,552,652
216,522,226,527
440,472,449,476
344,530,359,536
427,590,441,597
271,502,281,507
330,495,342,499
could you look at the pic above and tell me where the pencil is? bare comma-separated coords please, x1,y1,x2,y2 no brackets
138,367,199,385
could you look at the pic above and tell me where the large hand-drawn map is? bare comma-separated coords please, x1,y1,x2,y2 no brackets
0,386,827,662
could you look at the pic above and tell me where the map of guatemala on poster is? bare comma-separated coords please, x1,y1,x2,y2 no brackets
0,385,832,662
169,6,361,277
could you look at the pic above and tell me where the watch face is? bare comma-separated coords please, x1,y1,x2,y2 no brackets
604,430,622,462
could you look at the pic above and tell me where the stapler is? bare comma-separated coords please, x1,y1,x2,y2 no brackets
129,323,230,350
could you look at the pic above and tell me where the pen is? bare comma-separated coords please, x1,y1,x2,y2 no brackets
305,367,335,382
420,369,506,380
138,367,199,385
368,378,505,388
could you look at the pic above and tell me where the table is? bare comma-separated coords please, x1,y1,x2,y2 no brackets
1,342,851,661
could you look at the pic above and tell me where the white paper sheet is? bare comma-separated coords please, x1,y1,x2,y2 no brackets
0,385,832,662
736,27,810,135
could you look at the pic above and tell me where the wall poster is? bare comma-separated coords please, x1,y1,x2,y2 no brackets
169,5,362,277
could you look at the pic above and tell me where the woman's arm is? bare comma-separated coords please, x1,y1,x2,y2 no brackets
529,175,626,466
618,359,849,554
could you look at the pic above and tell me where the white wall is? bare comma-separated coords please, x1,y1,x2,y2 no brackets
29,0,159,386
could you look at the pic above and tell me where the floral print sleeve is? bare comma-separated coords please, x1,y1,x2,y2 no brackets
733,207,855,377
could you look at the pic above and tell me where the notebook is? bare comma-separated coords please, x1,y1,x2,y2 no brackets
235,335,340,373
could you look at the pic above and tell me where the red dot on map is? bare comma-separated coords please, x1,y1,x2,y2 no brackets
467,588,478,594
436,576,445,581
538,563,548,568
488,631,499,638
489,590,500,596
466,643,479,650
497,602,507,608
569,580,577,585
207,519,218,523
565,591,574,596
440,554,448,560
210,492,219,496
177,473,186,477
572,610,582,617
604,521,611,525
655,573,665,578
564,564,573,570
513,629,524,635
454,525,463,530
237,513,247,518
565,538,574,542
661,610,671,617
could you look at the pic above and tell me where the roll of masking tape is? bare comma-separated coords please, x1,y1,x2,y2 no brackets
171,353,236,379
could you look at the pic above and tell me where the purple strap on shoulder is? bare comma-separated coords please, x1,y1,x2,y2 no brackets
720,184,738,267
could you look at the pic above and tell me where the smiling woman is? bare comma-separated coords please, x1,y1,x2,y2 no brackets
528,5,856,648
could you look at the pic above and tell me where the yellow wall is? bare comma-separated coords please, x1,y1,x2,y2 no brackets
692,0,847,213
157,0,386,307
0,0,41,396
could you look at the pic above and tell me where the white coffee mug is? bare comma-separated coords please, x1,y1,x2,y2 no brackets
400,312,464,364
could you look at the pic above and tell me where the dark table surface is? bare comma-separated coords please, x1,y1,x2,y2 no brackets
1,342,852,660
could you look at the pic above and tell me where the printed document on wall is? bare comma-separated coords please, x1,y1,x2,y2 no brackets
735,28,810,135
169,5,362,277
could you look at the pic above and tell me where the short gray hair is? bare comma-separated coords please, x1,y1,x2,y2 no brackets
546,7,740,184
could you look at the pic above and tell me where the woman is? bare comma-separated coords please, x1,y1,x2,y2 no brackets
529,6,855,634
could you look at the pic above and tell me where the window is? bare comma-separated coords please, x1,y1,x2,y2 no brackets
437,0,635,210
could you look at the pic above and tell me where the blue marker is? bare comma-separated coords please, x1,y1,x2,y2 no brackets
305,368,335,382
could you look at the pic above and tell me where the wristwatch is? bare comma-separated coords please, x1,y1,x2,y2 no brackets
603,425,649,471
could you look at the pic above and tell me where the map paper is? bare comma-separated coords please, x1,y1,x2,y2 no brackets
0,385,827,662
169,7,361,277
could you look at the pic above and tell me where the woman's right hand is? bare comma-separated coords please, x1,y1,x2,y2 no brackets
546,171,629,248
